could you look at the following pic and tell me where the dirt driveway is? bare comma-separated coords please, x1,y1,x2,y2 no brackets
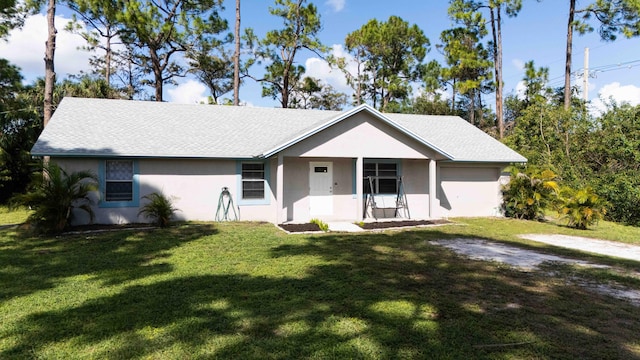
429,235,640,306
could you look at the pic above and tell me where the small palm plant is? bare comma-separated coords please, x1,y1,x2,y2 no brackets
138,192,179,228
502,166,560,220
13,162,98,234
558,186,607,230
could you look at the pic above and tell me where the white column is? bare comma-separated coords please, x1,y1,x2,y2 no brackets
356,156,364,221
429,158,438,219
276,154,284,224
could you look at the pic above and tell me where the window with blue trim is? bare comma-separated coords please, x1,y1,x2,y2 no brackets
105,160,134,201
241,162,265,200
100,159,139,207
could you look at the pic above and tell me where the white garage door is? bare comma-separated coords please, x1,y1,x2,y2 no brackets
439,167,500,217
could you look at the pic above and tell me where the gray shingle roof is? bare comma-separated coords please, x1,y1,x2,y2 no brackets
31,97,526,163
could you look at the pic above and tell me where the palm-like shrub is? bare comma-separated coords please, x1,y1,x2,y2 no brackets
13,162,98,234
502,166,560,220
138,192,179,227
558,186,607,230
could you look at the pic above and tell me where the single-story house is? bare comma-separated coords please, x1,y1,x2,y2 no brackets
31,97,526,225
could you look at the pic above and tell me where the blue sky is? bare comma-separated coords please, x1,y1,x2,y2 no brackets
0,0,638,112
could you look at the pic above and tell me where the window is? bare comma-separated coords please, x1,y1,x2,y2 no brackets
364,161,398,194
241,162,265,199
105,160,134,201
100,159,138,208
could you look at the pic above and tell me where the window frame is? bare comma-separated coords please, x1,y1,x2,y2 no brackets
99,159,139,208
237,161,271,205
363,160,400,195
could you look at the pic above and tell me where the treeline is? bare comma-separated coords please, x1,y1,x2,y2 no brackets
1,0,640,225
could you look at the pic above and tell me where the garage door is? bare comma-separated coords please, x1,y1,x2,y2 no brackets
439,167,500,217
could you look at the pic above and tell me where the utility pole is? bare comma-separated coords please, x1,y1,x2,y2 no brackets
583,47,589,103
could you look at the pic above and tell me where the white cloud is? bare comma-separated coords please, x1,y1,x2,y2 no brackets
512,58,525,71
303,44,354,95
515,80,527,100
325,0,345,12
0,14,92,82
590,82,640,114
167,80,209,104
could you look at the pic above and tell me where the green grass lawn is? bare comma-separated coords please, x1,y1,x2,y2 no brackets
1,218,640,359
0,206,31,226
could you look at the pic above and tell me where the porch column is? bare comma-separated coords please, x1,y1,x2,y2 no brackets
276,153,284,224
356,156,364,221
429,158,438,218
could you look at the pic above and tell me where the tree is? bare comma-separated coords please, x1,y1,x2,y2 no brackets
0,0,26,39
186,37,234,104
65,0,122,87
233,0,241,105
0,59,42,202
289,76,347,110
448,0,522,138
244,0,325,108
563,0,640,109
116,0,228,101
341,16,429,112
439,25,492,126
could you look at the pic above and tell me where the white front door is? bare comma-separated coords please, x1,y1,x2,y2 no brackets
309,161,333,216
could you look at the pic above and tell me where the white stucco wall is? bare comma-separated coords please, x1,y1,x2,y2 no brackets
52,157,278,225
281,112,441,160
437,164,504,218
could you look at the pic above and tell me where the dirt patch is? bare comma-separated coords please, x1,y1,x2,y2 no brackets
278,223,322,233
65,223,155,234
359,219,450,230
430,238,640,306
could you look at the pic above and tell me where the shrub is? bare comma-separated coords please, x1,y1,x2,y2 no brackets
310,218,329,232
138,192,179,227
558,186,607,230
594,172,640,226
502,166,560,220
12,162,98,234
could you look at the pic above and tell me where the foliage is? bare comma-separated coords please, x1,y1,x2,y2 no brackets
440,17,492,126
0,59,42,203
594,172,640,226
12,162,98,234
186,39,235,104
244,0,324,108
558,186,607,230
502,166,560,220
0,0,25,39
289,77,347,110
114,0,229,101
340,16,429,111
138,192,179,227
309,218,328,232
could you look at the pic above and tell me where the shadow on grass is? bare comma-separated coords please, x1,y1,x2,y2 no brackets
2,227,640,358
0,224,218,301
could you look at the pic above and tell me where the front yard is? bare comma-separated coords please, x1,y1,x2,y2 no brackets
1,217,640,358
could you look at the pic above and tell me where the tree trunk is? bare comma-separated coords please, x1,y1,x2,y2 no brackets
564,0,576,110
233,0,240,106
44,0,56,127
150,48,163,101
491,5,504,139
105,26,112,87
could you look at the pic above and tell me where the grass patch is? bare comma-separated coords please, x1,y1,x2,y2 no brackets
1,219,640,358
0,206,31,226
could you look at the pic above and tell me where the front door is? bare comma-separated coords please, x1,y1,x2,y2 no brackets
309,161,333,216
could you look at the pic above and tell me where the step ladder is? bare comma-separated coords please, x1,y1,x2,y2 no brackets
363,176,410,220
